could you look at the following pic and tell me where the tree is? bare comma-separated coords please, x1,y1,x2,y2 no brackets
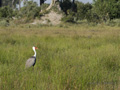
0,6,13,18
18,1,41,19
46,0,56,10
60,0,72,14
76,2,92,20
12,0,15,8
0,0,2,7
72,0,75,7
92,0,120,21
40,0,46,5
19,0,21,9
72,0,76,11
2,0,11,6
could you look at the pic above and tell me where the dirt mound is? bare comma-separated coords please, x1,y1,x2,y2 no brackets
32,11,63,25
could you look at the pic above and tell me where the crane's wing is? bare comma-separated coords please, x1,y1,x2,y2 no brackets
25,56,36,68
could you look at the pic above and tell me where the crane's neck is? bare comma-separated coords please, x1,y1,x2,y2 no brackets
33,49,36,57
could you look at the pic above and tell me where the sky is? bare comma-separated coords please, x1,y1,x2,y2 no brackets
45,0,93,4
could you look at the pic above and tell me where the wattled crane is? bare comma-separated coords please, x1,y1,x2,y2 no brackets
25,46,38,68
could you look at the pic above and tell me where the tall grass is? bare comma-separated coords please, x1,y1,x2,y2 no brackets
0,25,120,90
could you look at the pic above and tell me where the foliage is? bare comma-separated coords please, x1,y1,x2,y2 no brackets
92,0,120,22
17,1,41,19
40,3,49,10
61,1,92,23
61,0,120,23
60,0,76,23
0,0,120,25
40,0,46,5
0,6,14,19
105,19,120,27
0,0,2,7
2,0,12,6
61,14,74,23
60,0,72,15
0,19,9,26
76,2,92,20
51,2,64,14
86,10,100,23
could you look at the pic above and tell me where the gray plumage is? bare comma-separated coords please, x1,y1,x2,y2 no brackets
25,56,36,68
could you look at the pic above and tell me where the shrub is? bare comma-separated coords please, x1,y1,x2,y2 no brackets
91,0,120,22
60,0,72,15
0,6,14,19
40,3,49,10
0,19,9,26
75,2,92,21
105,19,120,27
61,15,74,23
61,1,92,23
86,10,100,23
17,1,41,19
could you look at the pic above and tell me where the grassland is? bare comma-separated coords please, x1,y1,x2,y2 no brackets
0,24,120,90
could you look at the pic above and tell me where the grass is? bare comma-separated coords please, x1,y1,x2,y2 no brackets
0,24,120,90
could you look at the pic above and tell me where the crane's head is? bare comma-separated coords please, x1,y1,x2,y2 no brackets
32,46,38,51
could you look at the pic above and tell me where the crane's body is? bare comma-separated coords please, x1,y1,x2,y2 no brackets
25,56,36,68
25,46,38,69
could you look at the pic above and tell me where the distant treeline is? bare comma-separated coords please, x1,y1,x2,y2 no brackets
0,0,120,24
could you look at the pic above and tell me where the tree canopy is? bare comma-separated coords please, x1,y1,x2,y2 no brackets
92,0,120,21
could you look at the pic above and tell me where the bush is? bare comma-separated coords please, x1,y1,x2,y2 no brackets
106,19,120,27
61,1,93,23
40,3,49,10
17,1,41,19
61,15,74,23
60,0,72,15
76,2,92,20
0,19,9,26
91,0,120,22
0,6,14,19
86,10,100,23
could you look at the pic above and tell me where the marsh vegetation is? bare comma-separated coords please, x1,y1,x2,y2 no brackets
0,25,120,90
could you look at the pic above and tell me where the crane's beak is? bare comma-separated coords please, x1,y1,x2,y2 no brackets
35,47,38,49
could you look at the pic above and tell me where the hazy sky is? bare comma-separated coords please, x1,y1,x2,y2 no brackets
45,0,93,3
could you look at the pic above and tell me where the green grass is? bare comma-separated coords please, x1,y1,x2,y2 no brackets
0,25,120,90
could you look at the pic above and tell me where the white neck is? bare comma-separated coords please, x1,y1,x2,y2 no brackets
33,49,36,57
